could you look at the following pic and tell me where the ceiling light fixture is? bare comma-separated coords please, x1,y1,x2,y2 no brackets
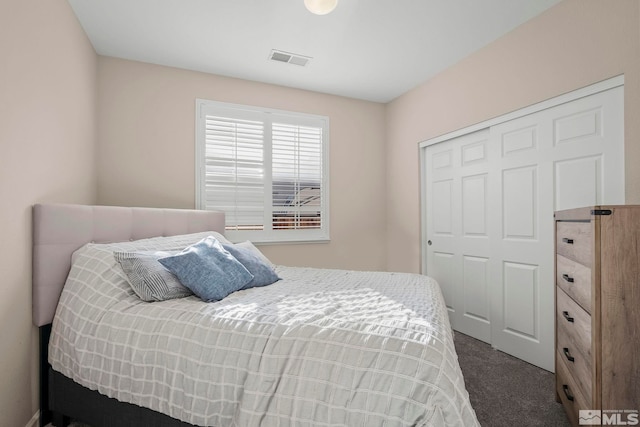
304,0,338,15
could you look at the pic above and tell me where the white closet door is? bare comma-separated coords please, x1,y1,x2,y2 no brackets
424,85,624,371
425,129,493,343
487,110,554,370
489,86,624,371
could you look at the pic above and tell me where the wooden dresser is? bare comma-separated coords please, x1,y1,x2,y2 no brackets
555,206,640,426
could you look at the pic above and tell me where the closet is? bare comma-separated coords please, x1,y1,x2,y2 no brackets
420,78,624,371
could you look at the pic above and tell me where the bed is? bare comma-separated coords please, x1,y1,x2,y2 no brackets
33,203,479,427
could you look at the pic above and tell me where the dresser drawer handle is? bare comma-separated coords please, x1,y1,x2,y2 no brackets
562,238,574,244
562,274,575,283
563,347,575,362
562,384,575,402
562,311,574,323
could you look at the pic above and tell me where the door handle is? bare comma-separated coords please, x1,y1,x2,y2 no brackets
562,238,574,244
563,347,575,363
562,311,574,323
562,274,574,283
562,384,575,402
427,240,432,246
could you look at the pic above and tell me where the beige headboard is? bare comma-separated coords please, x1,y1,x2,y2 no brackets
32,203,226,326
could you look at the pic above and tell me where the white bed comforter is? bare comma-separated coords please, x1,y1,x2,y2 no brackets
49,233,479,427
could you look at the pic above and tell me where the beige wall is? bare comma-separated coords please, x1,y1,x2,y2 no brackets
97,57,388,270
385,0,640,273
0,0,97,425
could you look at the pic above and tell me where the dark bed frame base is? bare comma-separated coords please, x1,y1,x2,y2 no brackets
40,325,198,427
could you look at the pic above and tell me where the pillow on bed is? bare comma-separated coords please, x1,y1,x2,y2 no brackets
234,241,276,268
113,251,193,302
223,242,280,289
158,236,254,302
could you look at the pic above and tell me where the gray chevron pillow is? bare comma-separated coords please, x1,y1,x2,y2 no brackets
114,250,193,301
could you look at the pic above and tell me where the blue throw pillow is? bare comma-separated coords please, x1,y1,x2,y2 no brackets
223,243,280,290
158,236,253,302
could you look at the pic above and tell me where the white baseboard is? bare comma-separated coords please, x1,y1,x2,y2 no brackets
26,411,39,427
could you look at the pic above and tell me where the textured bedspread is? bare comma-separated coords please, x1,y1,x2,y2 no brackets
49,234,479,427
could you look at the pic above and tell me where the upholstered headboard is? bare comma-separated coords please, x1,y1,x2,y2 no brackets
32,204,226,326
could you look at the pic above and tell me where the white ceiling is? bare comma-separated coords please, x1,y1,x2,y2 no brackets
68,0,561,103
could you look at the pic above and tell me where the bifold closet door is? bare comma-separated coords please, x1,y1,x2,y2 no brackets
424,85,624,371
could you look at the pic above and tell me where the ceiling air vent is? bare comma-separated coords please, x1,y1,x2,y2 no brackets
269,49,311,67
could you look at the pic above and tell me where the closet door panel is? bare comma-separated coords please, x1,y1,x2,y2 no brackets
550,87,624,209
503,261,539,339
426,129,491,343
503,166,537,240
555,156,601,211
489,111,554,371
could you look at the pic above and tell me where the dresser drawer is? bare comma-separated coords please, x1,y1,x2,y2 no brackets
556,295,592,401
556,221,592,267
556,254,592,314
556,348,590,427
556,288,592,398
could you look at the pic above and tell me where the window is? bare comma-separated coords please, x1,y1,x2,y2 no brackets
195,99,329,243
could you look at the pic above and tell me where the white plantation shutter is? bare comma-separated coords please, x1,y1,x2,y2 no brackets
196,100,329,243
272,120,323,230
203,115,265,230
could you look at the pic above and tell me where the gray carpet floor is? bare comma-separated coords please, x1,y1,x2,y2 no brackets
453,331,570,427
62,332,570,426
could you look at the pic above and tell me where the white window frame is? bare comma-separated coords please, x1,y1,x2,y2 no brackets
195,99,330,244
